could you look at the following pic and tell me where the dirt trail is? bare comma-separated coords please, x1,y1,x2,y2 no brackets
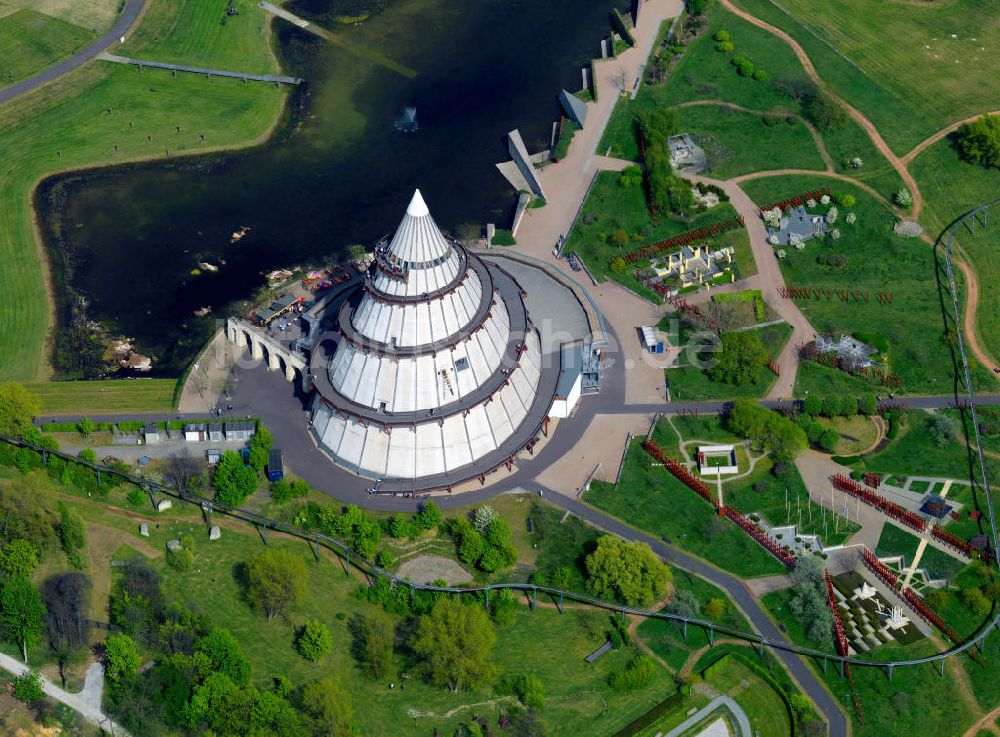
730,168,898,213
672,99,834,172
902,111,1000,164
963,704,1000,737
718,0,923,216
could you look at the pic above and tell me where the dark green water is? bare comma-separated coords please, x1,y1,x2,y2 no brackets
41,0,626,376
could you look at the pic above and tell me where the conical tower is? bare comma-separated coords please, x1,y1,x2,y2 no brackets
310,190,546,486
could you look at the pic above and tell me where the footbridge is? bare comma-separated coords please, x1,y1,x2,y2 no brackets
100,53,304,85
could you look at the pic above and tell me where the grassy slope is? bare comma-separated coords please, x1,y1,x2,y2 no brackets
24,379,177,413
566,171,749,302
666,322,791,401
739,174,995,394
677,104,824,178
0,0,284,382
584,421,786,578
0,9,94,90
910,140,1000,368
732,0,1000,156
598,0,903,197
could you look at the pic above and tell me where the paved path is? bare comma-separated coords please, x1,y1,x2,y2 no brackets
664,695,751,737
0,0,147,106
0,653,128,735
100,53,303,84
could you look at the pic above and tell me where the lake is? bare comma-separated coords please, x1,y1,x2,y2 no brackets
40,0,627,375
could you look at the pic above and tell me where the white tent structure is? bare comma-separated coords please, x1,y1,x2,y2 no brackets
309,190,549,487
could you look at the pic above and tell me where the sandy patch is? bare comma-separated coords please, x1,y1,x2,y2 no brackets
395,555,471,586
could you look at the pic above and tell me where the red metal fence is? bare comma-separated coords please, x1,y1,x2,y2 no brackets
830,474,926,532
722,507,796,568
757,185,830,215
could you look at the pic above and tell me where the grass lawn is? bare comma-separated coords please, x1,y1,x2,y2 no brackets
5,0,123,31
25,378,178,413
701,653,792,737
910,139,1000,368
119,0,279,74
812,415,879,455
0,0,285,382
565,170,748,302
793,361,872,398
0,9,94,89
665,322,791,401
670,413,741,444
740,174,996,394
584,421,786,578
732,0,1000,156
875,522,965,582
675,104,824,179
722,453,859,547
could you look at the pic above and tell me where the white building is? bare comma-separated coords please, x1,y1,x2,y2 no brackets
309,190,551,487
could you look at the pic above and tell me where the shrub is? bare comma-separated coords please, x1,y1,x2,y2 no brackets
13,671,44,703
731,56,754,76
834,193,856,208
618,165,643,188
611,228,630,248
716,40,735,53
78,448,97,464
845,212,857,225
893,188,913,207
270,479,293,502
609,655,656,692
713,30,730,42
825,206,838,224
296,620,333,661
851,157,864,169
956,114,1000,168
819,428,840,452
610,256,627,273
375,549,395,569
804,94,846,131
961,587,990,616
751,68,767,81
126,487,146,507
77,417,96,437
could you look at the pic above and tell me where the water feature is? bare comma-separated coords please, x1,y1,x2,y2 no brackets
40,0,626,376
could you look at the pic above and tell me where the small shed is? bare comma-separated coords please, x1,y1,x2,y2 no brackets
184,423,207,442
142,422,161,445
267,449,284,482
206,448,221,465
640,325,664,353
208,423,223,443
225,421,255,443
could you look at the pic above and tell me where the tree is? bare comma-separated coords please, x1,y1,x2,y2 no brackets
702,598,727,620
893,188,912,207
706,331,768,386
213,450,257,506
58,502,86,568
804,93,846,130
346,243,368,262
350,611,395,682
297,620,333,661
454,519,486,567
0,538,39,578
473,506,499,536
412,597,496,692
388,512,410,539
928,414,958,448
859,394,878,416
956,114,1000,168
41,572,90,685
248,426,273,472
821,396,840,418
788,557,832,643
508,673,545,709
76,417,96,438
301,676,356,737
104,632,140,681
12,670,44,703
193,627,252,687
585,536,671,607
818,428,840,452
727,400,807,461
668,589,700,619
244,549,308,621
961,587,990,616
0,383,41,437
510,708,546,737
163,449,200,493
610,256,627,272
1,576,45,662
414,501,442,532
802,395,822,416
611,228,629,248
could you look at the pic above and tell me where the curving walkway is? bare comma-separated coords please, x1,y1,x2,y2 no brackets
0,0,148,106
0,653,129,735
902,110,1000,165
